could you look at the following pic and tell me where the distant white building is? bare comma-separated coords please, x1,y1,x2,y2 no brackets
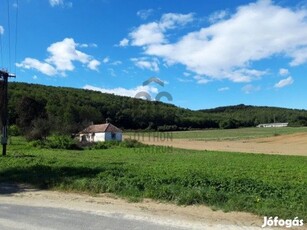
256,123,288,128
77,123,122,142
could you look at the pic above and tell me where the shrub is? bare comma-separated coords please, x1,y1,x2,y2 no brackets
120,139,145,148
9,125,21,136
219,119,239,129
87,142,109,150
86,139,145,150
46,135,81,150
31,135,82,150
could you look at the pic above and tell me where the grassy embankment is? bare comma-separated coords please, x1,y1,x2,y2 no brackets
0,136,306,219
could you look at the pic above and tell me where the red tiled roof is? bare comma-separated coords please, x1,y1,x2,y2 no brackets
79,123,122,134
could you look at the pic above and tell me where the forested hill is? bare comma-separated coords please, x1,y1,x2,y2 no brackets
6,82,307,135
199,104,307,128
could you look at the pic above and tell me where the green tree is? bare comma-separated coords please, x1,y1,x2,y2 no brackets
16,96,47,134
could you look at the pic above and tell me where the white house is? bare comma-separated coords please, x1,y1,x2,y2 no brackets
77,123,122,142
256,123,288,128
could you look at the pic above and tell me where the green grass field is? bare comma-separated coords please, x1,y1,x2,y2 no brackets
0,137,306,219
126,127,307,141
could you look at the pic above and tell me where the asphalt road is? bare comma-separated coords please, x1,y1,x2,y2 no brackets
0,203,187,230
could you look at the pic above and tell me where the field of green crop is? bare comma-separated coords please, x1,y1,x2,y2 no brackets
126,127,307,141
0,137,306,219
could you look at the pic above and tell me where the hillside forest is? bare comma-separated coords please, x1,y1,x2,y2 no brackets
1,82,307,139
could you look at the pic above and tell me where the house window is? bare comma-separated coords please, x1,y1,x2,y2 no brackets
111,133,116,140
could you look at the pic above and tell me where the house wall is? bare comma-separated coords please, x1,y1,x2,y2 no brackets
93,132,106,142
257,123,288,128
104,132,122,141
79,132,122,142
79,133,95,142
79,134,89,142
116,133,122,141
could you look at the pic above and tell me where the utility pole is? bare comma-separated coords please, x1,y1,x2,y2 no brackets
0,69,15,156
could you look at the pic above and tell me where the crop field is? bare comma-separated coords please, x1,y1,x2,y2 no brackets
0,137,306,219
126,127,307,141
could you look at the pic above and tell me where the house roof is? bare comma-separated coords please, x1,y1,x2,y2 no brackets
79,123,122,134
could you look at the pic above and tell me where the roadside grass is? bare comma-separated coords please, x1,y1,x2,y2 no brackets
0,136,306,219
125,127,307,141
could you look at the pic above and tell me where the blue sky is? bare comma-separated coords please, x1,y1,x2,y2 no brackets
1,0,307,110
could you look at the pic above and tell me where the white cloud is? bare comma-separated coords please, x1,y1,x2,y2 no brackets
130,13,194,46
88,60,101,71
129,0,307,83
131,57,159,72
49,0,63,7
17,38,100,75
46,38,91,71
79,43,97,48
118,38,129,47
208,10,229,23
103,57,110,64
183,72,191,77
130,22,165,46
49,0,72,7
16,58,57,76
274,76,294,88
33,75,38,80
83,84,158,98
159,13,194,30
224,68,266,82
194,75,210,84
108,68,116,77
111,61,122,65
177,78,192,83
242,84,261,94
218,87,230,92
279,68,289,76
137,9,154,20
289,47,307,66
0,26,4,35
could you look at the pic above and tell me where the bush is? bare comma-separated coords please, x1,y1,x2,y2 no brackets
219,119,239,129
9,125,21,136
87,142,109,150
120,139,145,148
86,139,145,150
31,135,82,150
47,135,81,150
31,137,145,150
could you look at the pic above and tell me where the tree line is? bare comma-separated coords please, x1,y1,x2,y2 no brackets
2,82,307,139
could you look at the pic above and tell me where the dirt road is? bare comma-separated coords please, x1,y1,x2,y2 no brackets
133,133,307,156
0,183,268,230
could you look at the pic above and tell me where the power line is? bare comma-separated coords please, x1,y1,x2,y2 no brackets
6,0,11,71
0,34,3,68
0,1,4,68
14,0,19,74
